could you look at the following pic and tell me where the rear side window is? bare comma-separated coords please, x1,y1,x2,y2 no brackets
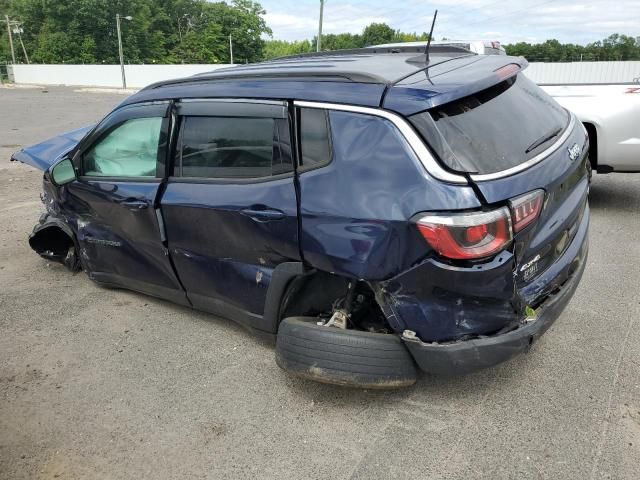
298,108,332,170
177,116,292,179
409,74,569,175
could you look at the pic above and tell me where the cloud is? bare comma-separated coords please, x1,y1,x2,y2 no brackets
260,0,640,44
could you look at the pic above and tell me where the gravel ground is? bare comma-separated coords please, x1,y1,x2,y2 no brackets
1,86,639,480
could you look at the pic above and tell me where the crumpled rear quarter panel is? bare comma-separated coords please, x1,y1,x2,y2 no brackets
298,110,481,280
377,251,519,342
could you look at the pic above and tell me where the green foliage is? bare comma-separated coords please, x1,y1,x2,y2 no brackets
505,34,640,62
264,23,430,58
319,33,364,50
264,39,313,59
1,3,639,65
0,0,271,64
393,31,429,43
361,22,395,46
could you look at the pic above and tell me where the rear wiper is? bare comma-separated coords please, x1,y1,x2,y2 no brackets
525,127,562,154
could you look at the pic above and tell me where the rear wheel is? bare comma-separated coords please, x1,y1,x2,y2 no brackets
276,316,417,389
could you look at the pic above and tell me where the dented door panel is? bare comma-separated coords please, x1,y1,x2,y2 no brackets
67,179,187,303
161,178,300,327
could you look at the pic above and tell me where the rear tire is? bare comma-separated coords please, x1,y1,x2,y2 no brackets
276,316,417,389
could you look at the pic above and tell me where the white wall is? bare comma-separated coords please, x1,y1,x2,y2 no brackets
9,64,233,89
8,61,640,88
525,61,640,85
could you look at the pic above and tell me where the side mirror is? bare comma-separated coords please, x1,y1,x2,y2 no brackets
50,158,77,186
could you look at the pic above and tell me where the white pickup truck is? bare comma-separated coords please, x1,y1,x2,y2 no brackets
540,84,640,173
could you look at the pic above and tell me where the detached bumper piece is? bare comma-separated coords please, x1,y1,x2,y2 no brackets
276,317,417,389
403,244,588,375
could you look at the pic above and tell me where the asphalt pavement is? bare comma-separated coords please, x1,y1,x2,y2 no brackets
1,86,639,479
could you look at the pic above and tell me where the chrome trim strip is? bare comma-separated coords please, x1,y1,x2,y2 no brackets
469,113,577,182
293,100,468,184
179,98,286,106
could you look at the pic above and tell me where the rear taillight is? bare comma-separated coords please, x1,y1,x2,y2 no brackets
509,190,544,233
625,87,640,94
416,190,545,260
416,208,512,260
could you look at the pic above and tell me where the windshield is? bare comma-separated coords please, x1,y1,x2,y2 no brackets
409,73,569,175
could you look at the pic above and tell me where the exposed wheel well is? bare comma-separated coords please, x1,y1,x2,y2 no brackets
583,122,598,170
28,225,80,271
279,270,391,333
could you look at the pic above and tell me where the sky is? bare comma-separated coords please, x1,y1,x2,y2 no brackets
260,0,640,45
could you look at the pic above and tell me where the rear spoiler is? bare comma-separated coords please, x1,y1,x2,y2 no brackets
383,56,528,116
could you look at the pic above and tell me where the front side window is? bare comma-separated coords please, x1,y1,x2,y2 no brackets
178,116,291,179
83,117,163,177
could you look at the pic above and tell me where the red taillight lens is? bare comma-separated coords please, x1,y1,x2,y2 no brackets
416,208,512,260
509,190,544,233
416,190,545,260
625,87,640,94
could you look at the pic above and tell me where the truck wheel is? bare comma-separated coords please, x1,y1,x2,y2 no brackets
276,316,417,389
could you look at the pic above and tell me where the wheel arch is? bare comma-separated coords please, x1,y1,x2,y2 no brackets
29,218,81,271
582,121,599,171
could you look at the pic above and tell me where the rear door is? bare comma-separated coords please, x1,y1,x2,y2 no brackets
161,99,300,331
68,101,187,304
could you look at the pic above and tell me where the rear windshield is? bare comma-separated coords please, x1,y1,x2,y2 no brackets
409,74,569,175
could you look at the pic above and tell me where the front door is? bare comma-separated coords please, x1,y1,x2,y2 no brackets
67,101,187,304
160,100,300,331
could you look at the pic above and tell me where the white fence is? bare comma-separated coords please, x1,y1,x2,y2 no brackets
526,61,640,85
6,61,640,89
8,64,232,89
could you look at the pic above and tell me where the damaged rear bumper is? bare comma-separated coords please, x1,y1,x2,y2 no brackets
402,231,588,375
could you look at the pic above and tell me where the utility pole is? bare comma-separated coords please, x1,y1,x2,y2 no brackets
13,24,29,64
4,15,16,63
116,14,132,89
317,0,324,52
229,34,233,64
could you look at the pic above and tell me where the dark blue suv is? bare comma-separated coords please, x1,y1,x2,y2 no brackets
13,46,590,388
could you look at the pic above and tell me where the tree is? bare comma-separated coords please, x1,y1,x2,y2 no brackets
171,22,225,63
393,31,429,43
361,23,395,46
319,33,363,50
1,0,271,64
204,0,272,63
505,34,640,62
263,39,313,59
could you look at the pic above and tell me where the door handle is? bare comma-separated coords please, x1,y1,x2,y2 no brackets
240,208,286,222
120,199,149,210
